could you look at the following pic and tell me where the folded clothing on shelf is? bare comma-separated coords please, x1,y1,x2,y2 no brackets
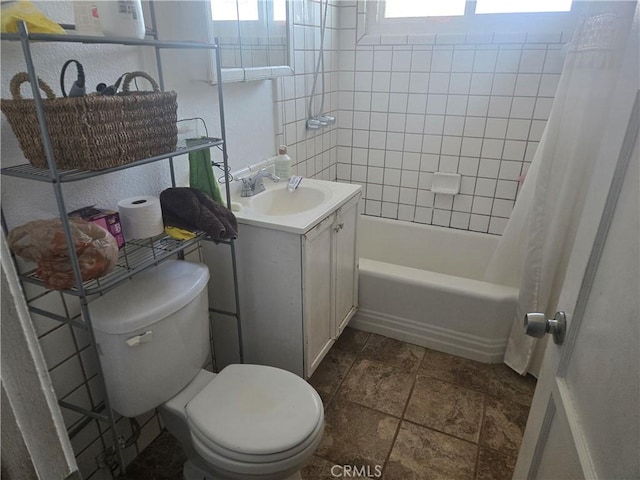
159,187,238,243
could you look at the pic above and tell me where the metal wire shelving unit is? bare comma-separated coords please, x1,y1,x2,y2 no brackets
0,6,243,476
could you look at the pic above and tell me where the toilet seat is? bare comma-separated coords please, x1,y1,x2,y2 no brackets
185,364,324,474
189,413,323,477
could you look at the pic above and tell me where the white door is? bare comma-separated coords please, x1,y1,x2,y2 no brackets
514,68,640,480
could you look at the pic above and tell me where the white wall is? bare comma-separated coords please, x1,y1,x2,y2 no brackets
147,0,278,174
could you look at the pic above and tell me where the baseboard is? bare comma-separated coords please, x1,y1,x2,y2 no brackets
350,308,507,364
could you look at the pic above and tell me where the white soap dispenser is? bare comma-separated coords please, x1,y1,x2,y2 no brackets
274,145,292,180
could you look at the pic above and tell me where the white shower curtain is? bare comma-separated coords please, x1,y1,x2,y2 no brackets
483,1,638,375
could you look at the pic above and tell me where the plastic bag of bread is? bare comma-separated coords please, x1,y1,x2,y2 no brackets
8,217,118,290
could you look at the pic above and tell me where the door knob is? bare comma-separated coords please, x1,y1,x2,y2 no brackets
524,311,566,345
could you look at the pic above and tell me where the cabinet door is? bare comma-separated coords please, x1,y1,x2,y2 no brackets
302,214,335,378
334,196,359,335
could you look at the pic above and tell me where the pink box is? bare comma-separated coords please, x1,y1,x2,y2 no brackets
69,207,125,249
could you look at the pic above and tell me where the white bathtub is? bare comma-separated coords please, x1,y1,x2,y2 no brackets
350,215,518,363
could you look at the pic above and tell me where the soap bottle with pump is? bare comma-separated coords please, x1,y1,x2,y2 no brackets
274,145,292,180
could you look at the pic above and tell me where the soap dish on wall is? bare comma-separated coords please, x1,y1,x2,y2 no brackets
431,172,461,195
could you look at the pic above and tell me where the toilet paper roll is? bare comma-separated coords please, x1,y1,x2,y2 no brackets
117,196,164,240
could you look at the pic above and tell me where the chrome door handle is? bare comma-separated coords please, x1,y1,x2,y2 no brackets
524,311,566,345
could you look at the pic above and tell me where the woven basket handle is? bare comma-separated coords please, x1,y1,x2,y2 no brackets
121,71,161,93
10,72,57,100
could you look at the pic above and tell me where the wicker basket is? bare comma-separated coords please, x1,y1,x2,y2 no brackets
1,71,177,171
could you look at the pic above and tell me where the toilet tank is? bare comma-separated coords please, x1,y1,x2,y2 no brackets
90,260,210,417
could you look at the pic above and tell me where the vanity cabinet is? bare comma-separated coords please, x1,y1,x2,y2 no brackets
233,193,360,378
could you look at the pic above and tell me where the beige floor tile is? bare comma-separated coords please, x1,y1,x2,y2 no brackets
476,446,517,480
404,375,485,443
333,327,371,354
338,359,415,417
301,455,339,479
360,334,425,372
120,431,185,480
455,357,493,393
316,398,399,469
488,364,537,406
308,348,356,398
384,421,477,480
302,457,377,480
316,389,333,409
481,396,530,456
419,348,463,383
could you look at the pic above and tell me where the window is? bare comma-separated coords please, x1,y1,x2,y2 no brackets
211,0,258,22
210,0,286,22
383,0,573,18
208,0,289,73
272,0,286,22
366,0,578,39
475,0,573,15
384,0,466,19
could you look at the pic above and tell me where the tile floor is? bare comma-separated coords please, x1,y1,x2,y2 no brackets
123,328,536,479
304,328,536,479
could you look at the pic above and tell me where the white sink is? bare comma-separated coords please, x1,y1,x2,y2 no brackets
227,178,361,234
252,186,329,216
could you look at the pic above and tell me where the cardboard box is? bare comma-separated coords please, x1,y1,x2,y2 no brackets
69,206,125,249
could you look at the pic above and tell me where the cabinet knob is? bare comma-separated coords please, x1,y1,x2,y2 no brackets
334,223,344,232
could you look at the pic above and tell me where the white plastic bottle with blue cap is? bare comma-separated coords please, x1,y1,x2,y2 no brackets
274,145,292,180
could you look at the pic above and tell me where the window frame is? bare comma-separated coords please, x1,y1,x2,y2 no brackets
364,0,581,40
210,0,286,24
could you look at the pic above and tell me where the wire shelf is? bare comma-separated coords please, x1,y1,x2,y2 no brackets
3,15,239,477
0,31,220,50
0,138,223,183
20,232,206,296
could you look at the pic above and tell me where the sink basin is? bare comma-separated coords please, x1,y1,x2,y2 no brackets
251,186,329,216
227,177,361,234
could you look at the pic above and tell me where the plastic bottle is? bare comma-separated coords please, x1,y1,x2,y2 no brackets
97,1,145,40
274,145,292,180
73,2,103,36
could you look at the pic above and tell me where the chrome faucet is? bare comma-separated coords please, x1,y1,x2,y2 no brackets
240,168,280,197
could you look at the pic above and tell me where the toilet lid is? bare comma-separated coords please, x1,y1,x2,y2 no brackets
185,364,323,456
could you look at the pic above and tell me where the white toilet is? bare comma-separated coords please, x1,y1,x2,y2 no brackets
90,260,324,480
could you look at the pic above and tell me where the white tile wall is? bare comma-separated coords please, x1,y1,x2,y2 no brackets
333,20,564,233
273,0,342,181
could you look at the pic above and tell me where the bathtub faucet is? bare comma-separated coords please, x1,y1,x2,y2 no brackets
240,168,280,197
